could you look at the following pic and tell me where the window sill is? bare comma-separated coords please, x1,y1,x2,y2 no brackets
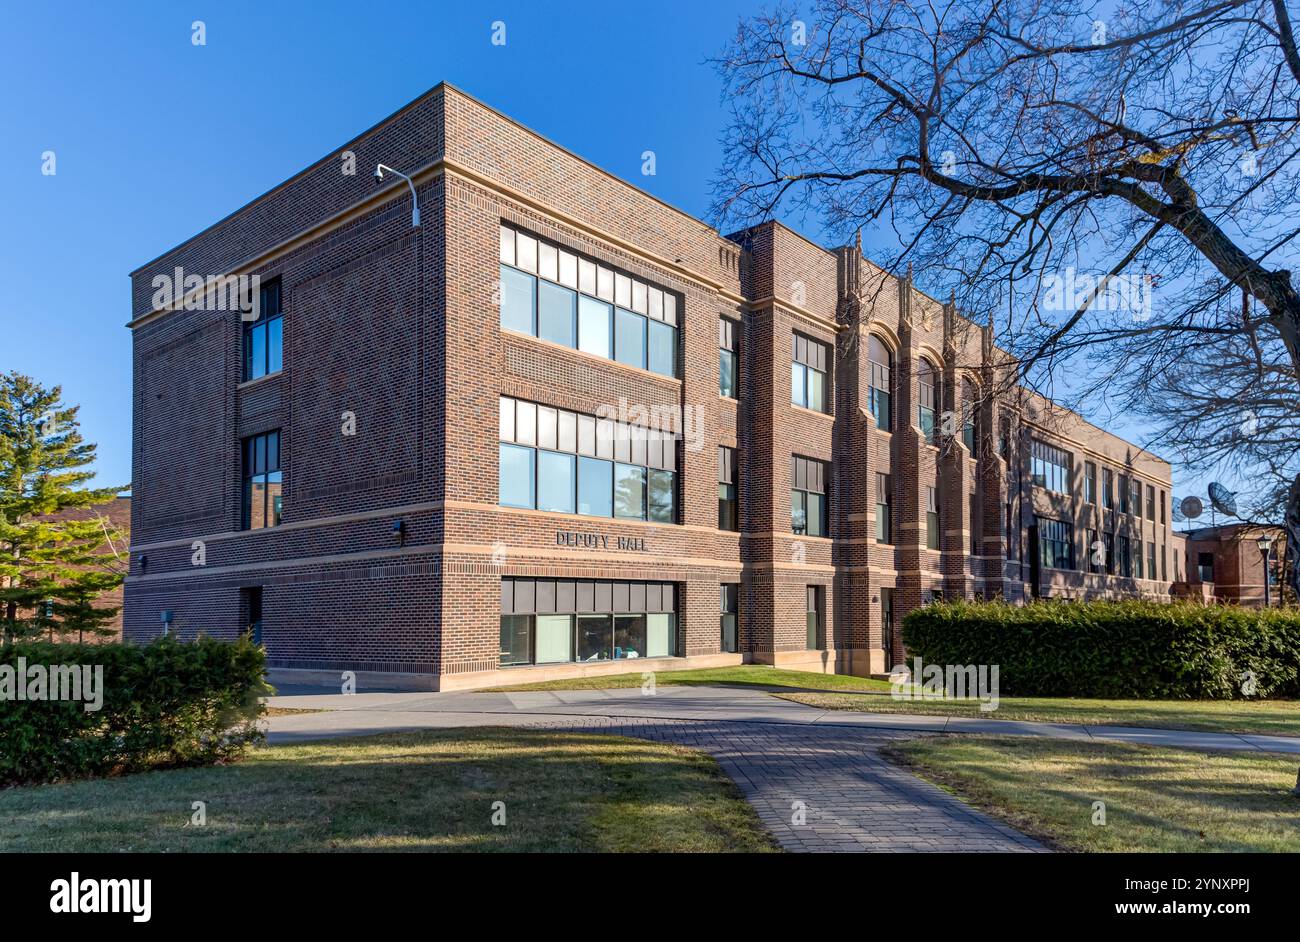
237,370,282,391
790,403,834,419
501,328,683,385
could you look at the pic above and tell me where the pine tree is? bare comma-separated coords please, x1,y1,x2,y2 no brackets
0,372,126,644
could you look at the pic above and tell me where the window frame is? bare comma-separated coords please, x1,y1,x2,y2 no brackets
242,279,283,382
241,429,283,530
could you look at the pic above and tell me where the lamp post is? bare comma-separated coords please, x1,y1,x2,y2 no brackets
1256,535,1272,608
374,164,420,228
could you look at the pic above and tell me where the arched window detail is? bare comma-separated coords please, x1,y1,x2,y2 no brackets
917,358,937,443
868,336,892,430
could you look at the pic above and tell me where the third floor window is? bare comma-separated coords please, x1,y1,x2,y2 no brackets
791,333,829,412
242,279,282,382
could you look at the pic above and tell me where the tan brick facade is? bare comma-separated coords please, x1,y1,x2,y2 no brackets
124,84,1176,689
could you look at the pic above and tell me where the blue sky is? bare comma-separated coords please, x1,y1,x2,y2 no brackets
1,1,1210,508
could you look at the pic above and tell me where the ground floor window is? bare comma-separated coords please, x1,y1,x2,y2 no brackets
500,579,677,666
720,583,738,653
806,585,823,650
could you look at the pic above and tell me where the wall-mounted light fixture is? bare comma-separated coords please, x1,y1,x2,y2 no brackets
374,163,420,228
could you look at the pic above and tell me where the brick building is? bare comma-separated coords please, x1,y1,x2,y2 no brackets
1174,523,1287,607
124,84,1177,689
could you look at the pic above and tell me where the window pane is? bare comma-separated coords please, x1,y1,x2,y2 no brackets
615,307,646,369
807,368,825,412
578,295,612,358
720,613,737,653
247,323,267,380
718,482,737,530
266,316,282,374
498,443,535,509
577,456,613,517
648,613,674,658
500,615,531,666
577,614,612,661
267,471,282,525
648,469,675,523
648,320,676,377
537,450,576,514
614,614,647,659
792,490,807,535
537,281,576,347
500,265,535,335
535,614,573,664
720,349,736,397
791,362,806,407
614,463,646,519
806,492,825,537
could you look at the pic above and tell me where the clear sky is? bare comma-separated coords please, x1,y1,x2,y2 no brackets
1,1,1213,511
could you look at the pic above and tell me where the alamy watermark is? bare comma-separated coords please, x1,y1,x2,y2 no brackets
889,656,1000,712
150,267,261,320
1,658,104,712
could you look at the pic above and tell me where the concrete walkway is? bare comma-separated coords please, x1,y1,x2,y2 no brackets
263,684,1299,853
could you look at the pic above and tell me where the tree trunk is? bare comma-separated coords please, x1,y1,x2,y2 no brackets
1287,474,1300,604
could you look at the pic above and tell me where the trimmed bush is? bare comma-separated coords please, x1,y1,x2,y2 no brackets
901,600,1300,699
0,634,271,785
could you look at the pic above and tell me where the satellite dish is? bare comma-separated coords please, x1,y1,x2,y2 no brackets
1172,499,1187,523
1180,495,1204,520
1208,482,1238,517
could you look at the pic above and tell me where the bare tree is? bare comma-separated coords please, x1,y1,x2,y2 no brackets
713,0,1300,598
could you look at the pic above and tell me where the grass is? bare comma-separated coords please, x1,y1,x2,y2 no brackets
885,735,1300,852
775,692,1300,737
493,664,895,693
0,727,779,853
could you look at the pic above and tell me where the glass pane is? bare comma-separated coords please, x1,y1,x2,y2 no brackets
720,614,736,653
791,490,807,535
718,483,737,530
648,614,674,658
266,471,282,526
538,281,576,347
614,614,647,660
500,265,535,335
614,463,646,519
578,457,613,517
719,349,736,397
615,307,646,369
266,316,282,374
498,443,535,509
536,450,576,514
807,492,825,537
577,614,612,661
648,320,676,377
500,615,531,666
807,612,819,649
266,431,280,472
791,362,806,407
808,368,825,412
247,323,267,380
647,469,675,523
578,295,612,358
535,615,572,664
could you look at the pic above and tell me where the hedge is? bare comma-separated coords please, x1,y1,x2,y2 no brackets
0,634,271,785
900,600,1300,699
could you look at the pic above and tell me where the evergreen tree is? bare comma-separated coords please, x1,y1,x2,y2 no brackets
0,372,126,644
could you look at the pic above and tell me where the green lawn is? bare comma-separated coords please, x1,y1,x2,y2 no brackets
494,664,895,693
0,728,778,853
886,735,1300,852
776,691,1300,737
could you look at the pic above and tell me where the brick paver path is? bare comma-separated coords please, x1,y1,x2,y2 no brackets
523,715,1048,853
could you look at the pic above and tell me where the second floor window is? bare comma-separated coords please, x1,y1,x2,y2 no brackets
718,446,738,531
917,359,938,443
791,333,828,412
1085,461,1097,504
1031,440,1071,494
243,279,282,381
791,455,828,537
719,318,739,398
925,485,939,550
875,472,892,543
1037,516,1073,570
242,430,282,530
868,335,892,430
1102,468,1114,510
1145,484,1155,520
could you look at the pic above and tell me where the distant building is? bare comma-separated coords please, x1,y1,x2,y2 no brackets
1173,523,1287,607
41,495,130,639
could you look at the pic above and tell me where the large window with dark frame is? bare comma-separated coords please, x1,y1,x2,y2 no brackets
1145,484,1155,520
875,472,892,544
868,335,892,430
498,396,677,524
1147,541,1157,581
1087,528,1103,573
1118,535,1133,577
720,584,738,653
242,279,283,382
499,225,679,379
925,485,940,550
1030,440,1071,494
718,446,738,531
1085,461,1097,504
1130,478,1142,517
1119,474,1130,513
241,430,282,530
806,585,823,650
719,317,739,398
1037,516,1073,570
1102,468,1115,510
917,358,938,443
1104,531,1116,574
791,333,829,412
500,579,677,666
791,455,828,537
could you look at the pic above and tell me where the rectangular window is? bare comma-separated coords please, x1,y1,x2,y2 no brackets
1087,528,1102,573
970,494,980,556
500,265,536,336
868,340,891,430
647,319,676,377
1131,479,1142,517
1147,541,1157,581
615,306,647,369
1161,543,1167,582
1104,531,1116,574
578,295,612,359
806,585,823,650
1118,536,1133,578
1102,468,1114,510
1030,440,1071,494
500,614,531,667
537,280,576,347
1085,461,1097,504
1198,552,1214,582
1160,490,1166,525
242,279,283,381
875,472,892,544
720,584,738,653
791,455,828,537
718,446,738,531
1119,474,1129,513
1037,517,1073,570
1145,484,1155,520
791,333,829,412
499,396,675,523
241,430,283,530
925,486,939,550
719,318,739,398
1135,540,1144,578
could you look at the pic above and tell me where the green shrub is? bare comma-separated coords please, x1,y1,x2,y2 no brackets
900,600,1300,699
0,634,271,785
